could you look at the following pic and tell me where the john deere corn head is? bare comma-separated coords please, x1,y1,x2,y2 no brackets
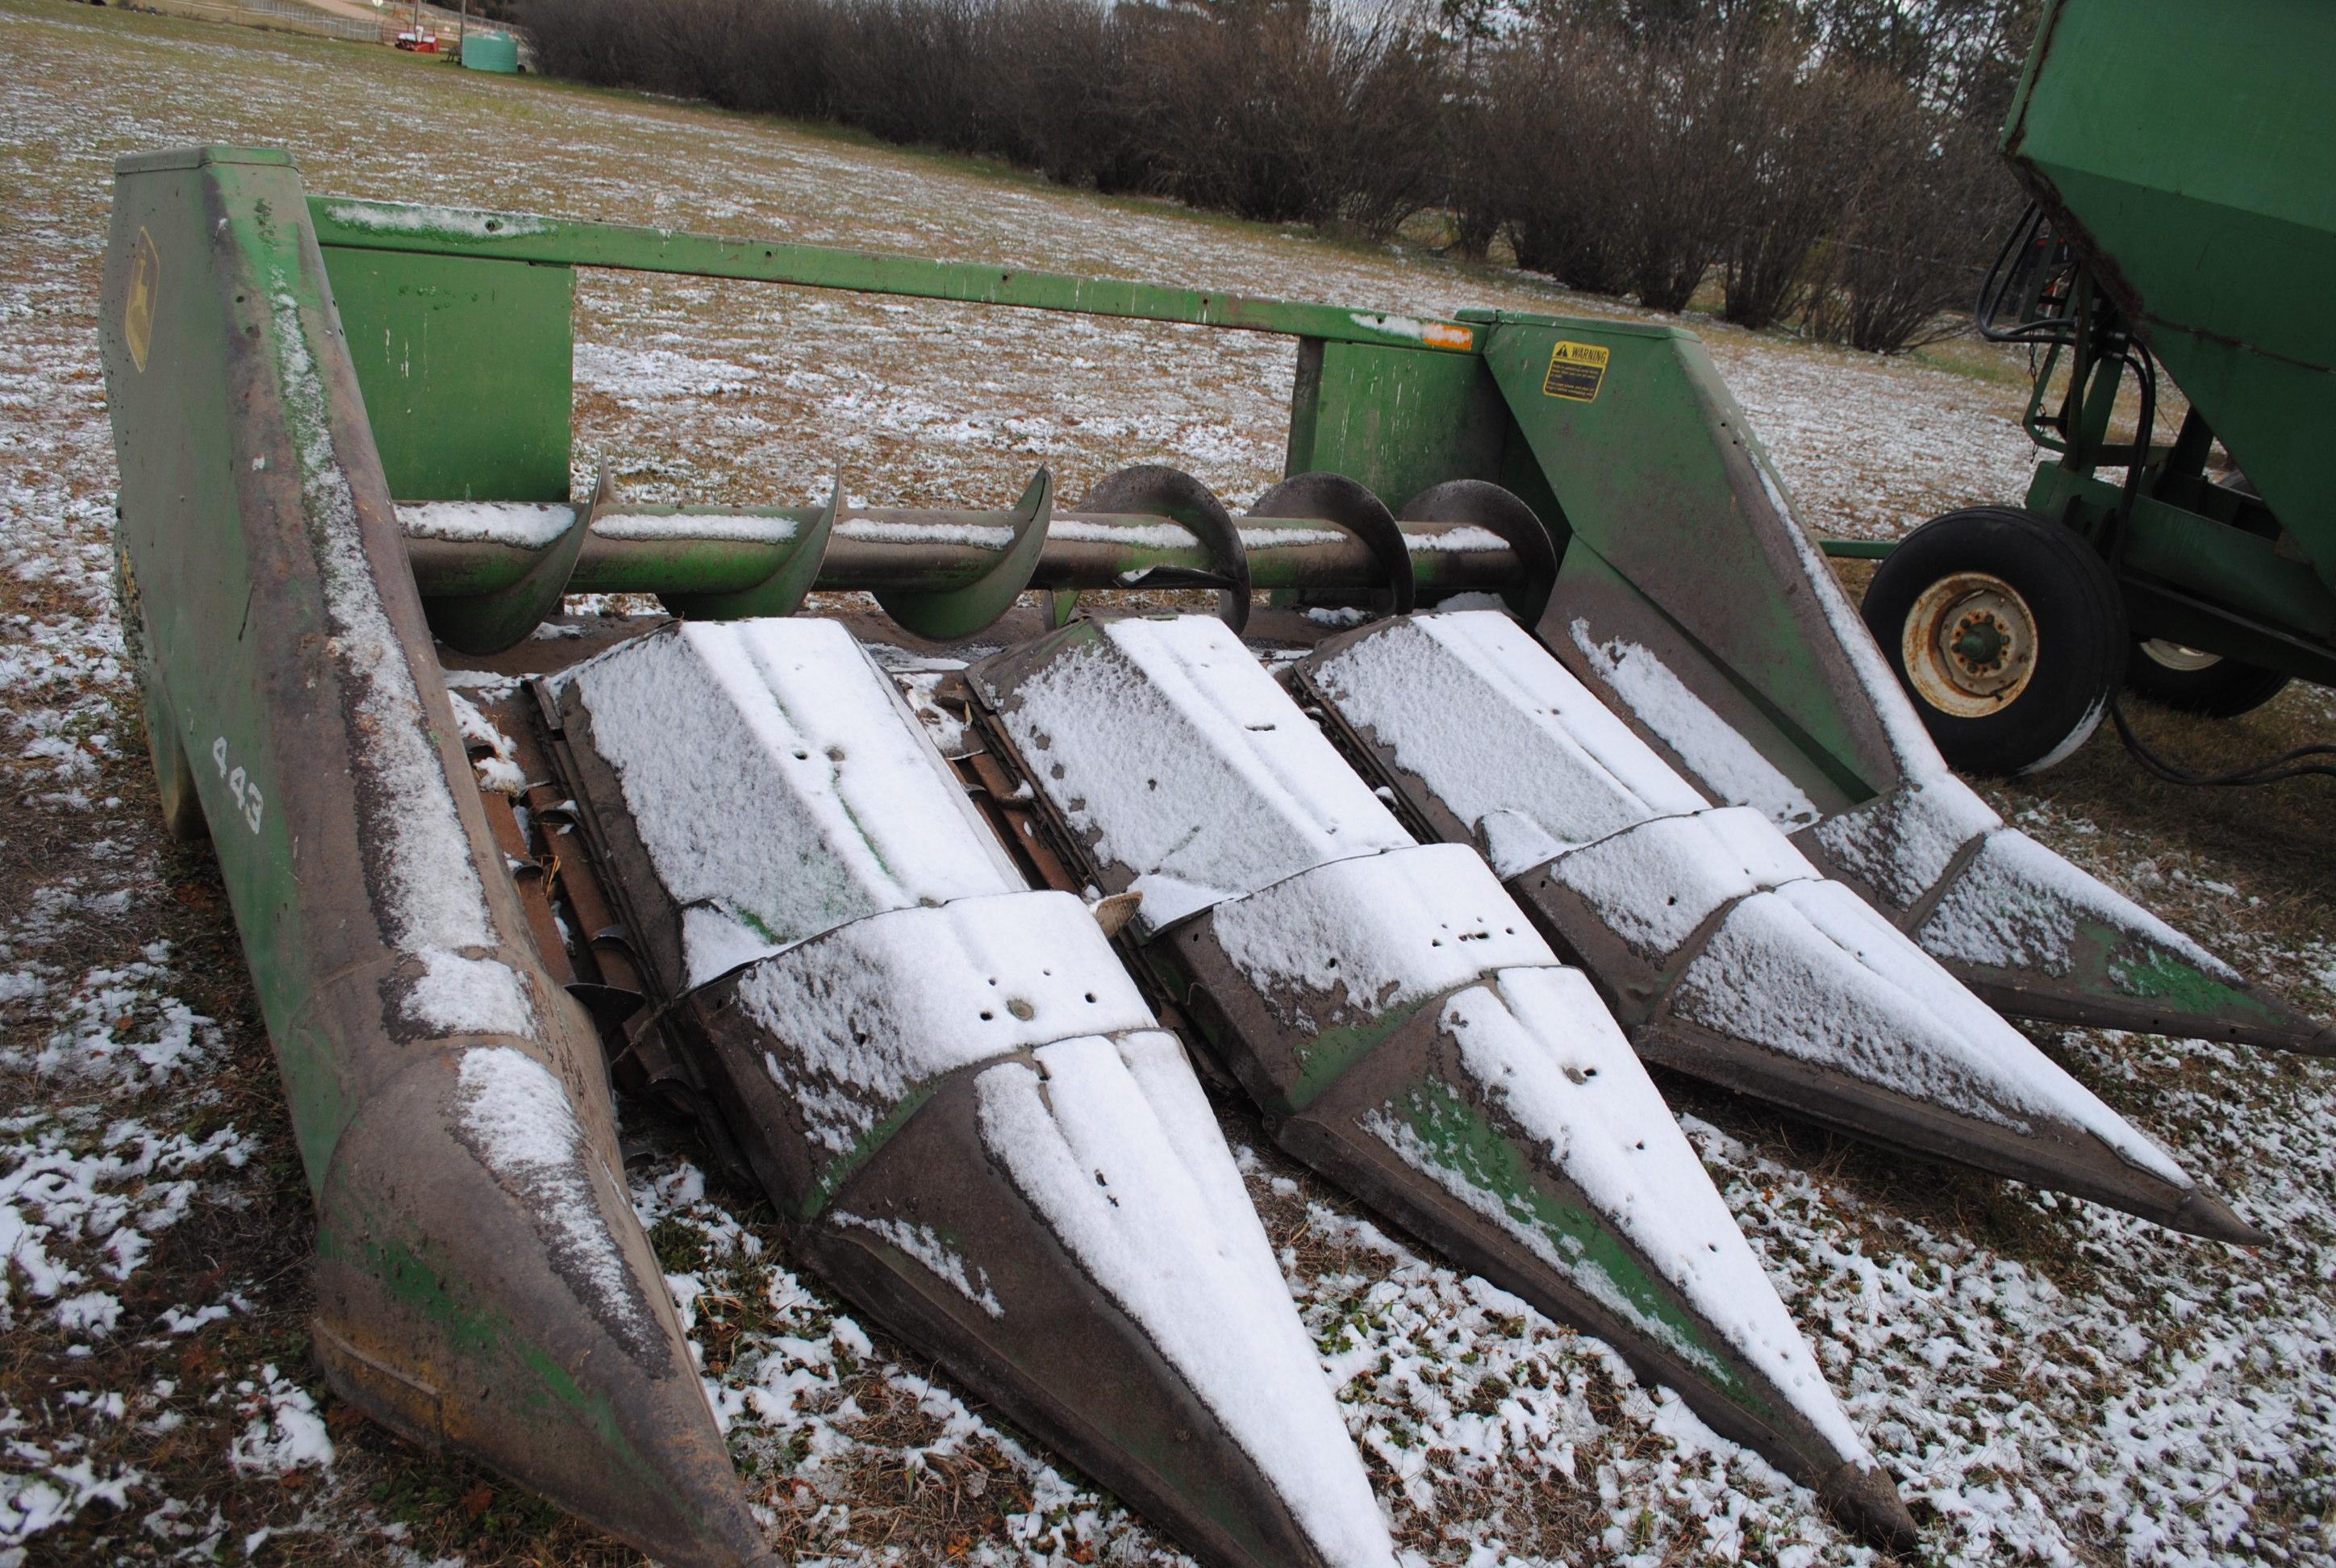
99,146,2321,1566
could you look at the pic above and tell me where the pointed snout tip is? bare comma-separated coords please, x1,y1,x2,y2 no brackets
1819,1460,1920,1556
2181,1190,2271,1249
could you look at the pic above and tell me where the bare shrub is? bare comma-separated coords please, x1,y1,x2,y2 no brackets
1805,97,2019,352
1112,5,1445,236
517,0,2029,340
1493,32,1638,296
978,0,1134,189
1491,19,1751,313
1717,37,1873,330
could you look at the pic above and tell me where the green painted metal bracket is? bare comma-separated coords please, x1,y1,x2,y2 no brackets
307,194,1483,356
1285,338,1507,508
324,244,575,503
1472,311,1907,801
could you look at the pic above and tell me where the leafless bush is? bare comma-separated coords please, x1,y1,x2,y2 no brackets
1804,95,2018,352
1715,36,1872,329
523,0,1445,238
519,0,2028,347
1112,5,1447,236
1491,21,1751,313
1491,34,1637,295
977,0,1136,190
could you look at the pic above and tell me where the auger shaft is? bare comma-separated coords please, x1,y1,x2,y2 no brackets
401,503,1521,600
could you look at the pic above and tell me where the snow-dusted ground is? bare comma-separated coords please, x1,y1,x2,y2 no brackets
3,0,2334,1562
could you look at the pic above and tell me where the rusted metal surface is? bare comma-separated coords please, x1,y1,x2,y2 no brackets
394,495,1528,628
100,148,773,1568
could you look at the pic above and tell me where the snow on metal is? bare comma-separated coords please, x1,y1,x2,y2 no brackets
1301,611,2210,1198
559,619,1021,985
1208,843,1554,1021
262,274,535,1041
979,1030,1400,1568
732,889,1153,1158
1370,965,1871,1463
987,614,1411,932
562,617,1400,1564
979,614,1886,1491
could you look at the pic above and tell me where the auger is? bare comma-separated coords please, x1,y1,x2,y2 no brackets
98,131,2309,1566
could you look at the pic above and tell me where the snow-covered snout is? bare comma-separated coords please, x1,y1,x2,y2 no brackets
557,616,1398,1568
972,614,1913,1549
1297,611,2258,1245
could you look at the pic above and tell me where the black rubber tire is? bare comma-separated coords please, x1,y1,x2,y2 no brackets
1861,506,2127,776
2124,640,2292,718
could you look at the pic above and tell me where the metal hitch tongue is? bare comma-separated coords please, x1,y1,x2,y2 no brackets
969,615,1917,1551
1295,612,2263,1246
543,617,1398,1568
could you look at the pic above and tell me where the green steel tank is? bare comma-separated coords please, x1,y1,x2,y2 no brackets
1860,0,2336,774
461,31,520,72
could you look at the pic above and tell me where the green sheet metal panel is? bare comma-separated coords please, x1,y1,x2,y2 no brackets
1284,338,1504,509
2007,0,2336,594
1476,313,1902,800
322,246,574,502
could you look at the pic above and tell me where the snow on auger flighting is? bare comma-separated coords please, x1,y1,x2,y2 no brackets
98,148,2307,1566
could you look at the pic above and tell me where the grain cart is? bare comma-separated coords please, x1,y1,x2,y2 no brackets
100,145,2313,1564
1858,0,2336,775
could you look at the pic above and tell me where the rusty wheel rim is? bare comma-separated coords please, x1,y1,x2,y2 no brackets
1903,570,2038,716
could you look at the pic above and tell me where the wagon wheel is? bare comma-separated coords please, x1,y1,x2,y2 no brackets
2125,639,2292,718
1861,506,2127,775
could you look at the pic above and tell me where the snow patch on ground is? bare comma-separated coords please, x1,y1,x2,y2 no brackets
226,1366,334,1478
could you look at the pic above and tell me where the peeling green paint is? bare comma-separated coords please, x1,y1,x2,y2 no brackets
315,1216,666,1491
1389,1076,1762,1412
2109,942,2277,1021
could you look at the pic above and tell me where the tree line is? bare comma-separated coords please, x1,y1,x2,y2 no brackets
515,0,2038,352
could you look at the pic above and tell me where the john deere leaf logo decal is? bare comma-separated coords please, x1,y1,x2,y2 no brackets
125,227,160,373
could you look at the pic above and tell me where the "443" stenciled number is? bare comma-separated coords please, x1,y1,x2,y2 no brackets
211,736,265,836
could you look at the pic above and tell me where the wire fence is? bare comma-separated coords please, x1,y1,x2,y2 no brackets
127,0,518,51
130,0,386,44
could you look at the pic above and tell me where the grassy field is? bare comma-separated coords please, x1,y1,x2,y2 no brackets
5,1,2336,1563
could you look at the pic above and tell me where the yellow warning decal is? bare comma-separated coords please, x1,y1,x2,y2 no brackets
124,227,160,373
1541,340,1608,402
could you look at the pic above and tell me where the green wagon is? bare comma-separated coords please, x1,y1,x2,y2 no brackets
1859,0,2336,774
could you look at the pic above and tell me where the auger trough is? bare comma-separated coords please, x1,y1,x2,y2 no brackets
99,144,2325,1566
